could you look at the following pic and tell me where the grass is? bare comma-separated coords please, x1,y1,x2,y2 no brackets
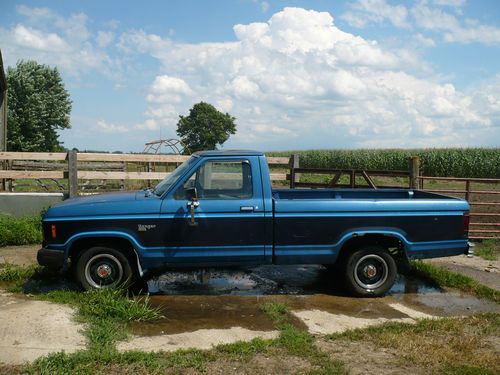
0,263,38,282
23,287,166,374
43,288,163,322
260,301,290,325
327,313,499,374
0,214,43,247
475,240,499,261
260,301,348,374
410,261,499,303
24,300,348,375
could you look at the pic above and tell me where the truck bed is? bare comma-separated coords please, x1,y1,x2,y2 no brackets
272,188,460,201
271,188,469,263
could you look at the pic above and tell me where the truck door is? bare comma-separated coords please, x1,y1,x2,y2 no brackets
159,157,266,265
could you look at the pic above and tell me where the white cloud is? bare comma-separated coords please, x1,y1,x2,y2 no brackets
414,33,436,48
120,7,494,149
0,5,115,75
146,75,193,104
230,76,260,99
134,119,160,131
411,2,500,45
341,0,410,28
342,1,500,46
254,123,295,136
13,25,70,51
96,31,115,48
96,120,129,134
150,75,192,95
432,0,466,7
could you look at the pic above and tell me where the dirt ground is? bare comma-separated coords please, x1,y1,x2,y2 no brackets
0,245,40,266
0,244,498,368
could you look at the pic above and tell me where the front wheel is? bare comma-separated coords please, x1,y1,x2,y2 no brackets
344,246,397,297
75,246,135,290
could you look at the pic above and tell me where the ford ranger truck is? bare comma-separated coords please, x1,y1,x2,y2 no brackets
37,150,471,296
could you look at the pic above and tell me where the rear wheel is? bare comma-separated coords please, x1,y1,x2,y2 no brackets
75,246,135,290
344,246,397,297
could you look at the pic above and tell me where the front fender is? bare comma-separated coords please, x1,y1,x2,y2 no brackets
49,231,147,275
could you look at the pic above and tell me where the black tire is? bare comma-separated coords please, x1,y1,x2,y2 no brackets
75,246,135,290
344,246,397,297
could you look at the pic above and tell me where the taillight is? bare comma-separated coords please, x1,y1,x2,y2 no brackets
463,212,470,237
51,225,57,239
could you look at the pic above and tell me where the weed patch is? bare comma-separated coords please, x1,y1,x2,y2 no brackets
410,261,499,303
0,263,38,282
475,240,499,261
0,215,42,247
260,301,289,325
327,313,499,374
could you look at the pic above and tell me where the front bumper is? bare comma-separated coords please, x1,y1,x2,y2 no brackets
37,248,65,269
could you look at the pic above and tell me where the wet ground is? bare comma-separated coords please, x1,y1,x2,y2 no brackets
128,265,499,337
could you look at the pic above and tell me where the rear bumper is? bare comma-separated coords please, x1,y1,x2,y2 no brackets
37,248,65,269
466,241,474,256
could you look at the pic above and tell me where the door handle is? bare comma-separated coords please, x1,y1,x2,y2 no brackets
240,206,254,212
187,200,200,226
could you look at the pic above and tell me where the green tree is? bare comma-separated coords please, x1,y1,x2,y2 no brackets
176,102,236,152
7,60,72,151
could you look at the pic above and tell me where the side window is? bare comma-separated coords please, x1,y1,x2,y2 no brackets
174,160,253,200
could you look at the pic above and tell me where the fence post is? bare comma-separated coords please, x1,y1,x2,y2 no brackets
409,156,420,189
289,154,299,189
67,150,78,198
6,160,12,192
465,180,471,202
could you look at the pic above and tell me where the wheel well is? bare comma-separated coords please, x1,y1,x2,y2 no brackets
338,234,405,263
68,237,138,267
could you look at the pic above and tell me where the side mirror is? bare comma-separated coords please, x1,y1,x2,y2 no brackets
186,187,198,201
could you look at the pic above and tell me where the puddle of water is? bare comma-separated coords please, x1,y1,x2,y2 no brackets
131,265,498,338
129,293,411,337
392,291,499,317
389,274,441,295
129,295,278,336
147,265,439,297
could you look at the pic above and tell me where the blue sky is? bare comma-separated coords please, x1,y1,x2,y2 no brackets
1,0,499,152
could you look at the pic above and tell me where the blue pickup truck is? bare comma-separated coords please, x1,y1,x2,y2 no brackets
38,150,471,296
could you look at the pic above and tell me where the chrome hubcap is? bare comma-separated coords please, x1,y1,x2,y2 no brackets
364,264,377,278
96,264,112,279
354,254,388,291
84,253,123,289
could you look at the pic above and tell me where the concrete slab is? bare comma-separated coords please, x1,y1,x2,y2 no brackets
0,292,86,364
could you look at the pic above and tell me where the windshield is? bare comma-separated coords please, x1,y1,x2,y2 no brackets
152,156,198,196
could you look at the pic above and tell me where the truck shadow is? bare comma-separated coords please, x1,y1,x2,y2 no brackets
16,264,439,297
144,264,440,297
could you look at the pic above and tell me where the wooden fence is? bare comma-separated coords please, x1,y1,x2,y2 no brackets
420,176,500,240
1,152,498,240
0,151,289,196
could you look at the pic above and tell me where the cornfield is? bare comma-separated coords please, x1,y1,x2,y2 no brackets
267,148,500,178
